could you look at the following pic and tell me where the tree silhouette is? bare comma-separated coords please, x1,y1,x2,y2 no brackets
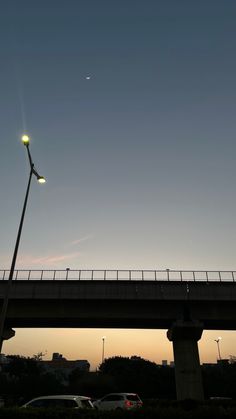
99,356,176,398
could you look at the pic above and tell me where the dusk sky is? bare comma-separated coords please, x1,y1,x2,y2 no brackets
1,1,236,369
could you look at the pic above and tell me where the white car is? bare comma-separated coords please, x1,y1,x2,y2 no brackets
93,392,143,410
22,395,94,409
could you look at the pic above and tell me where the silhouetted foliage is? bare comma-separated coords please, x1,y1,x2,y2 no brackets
1,354,236,407
1,403,236,419
5,355,42,377
99,356,176,398
202,362,236,399
68,370,117,397
0,355,65,406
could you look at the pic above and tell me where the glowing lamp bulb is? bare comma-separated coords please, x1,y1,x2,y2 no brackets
21,134,30,145
38,176,46,184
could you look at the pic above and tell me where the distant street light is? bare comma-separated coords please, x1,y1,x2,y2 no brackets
214,337,222,360
0,134,45,353
102,336,106,364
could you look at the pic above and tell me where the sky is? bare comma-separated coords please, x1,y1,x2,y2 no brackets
0,0,236,370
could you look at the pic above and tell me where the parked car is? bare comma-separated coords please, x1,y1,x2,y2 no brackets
93,392,143,410
22,395,94,409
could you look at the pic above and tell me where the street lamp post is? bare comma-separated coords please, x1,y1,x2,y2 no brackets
214,337,222,361
0,135,45,353
101,336,106,364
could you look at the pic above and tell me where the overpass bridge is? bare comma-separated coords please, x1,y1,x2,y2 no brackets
0,269,236,330
1,269,236,400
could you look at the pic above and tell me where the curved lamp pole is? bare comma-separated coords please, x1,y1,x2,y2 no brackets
0,135,45,353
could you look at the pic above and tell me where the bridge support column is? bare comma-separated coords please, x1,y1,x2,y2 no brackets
2,328,15,341
167,320,204,400
0,328,15,351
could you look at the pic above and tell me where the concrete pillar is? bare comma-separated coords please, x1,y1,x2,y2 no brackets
0,327,15,354
167,320,204,400
2,328,15,340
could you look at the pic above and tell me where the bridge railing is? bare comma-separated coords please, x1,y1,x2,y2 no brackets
0,269,235,282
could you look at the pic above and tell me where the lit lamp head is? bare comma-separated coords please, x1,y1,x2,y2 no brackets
37,176,46,184
21,134,30,145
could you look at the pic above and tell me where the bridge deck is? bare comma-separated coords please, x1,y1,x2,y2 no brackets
0,280,236,330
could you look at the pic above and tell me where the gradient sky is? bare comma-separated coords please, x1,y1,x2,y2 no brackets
1,1,236,369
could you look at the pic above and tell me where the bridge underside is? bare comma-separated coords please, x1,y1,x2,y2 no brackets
2,299,236,330
0,280,235,330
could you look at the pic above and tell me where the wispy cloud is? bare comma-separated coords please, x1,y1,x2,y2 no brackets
69,234,93,246
1,235,93,269
31,252,81,264
16,252,81,267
